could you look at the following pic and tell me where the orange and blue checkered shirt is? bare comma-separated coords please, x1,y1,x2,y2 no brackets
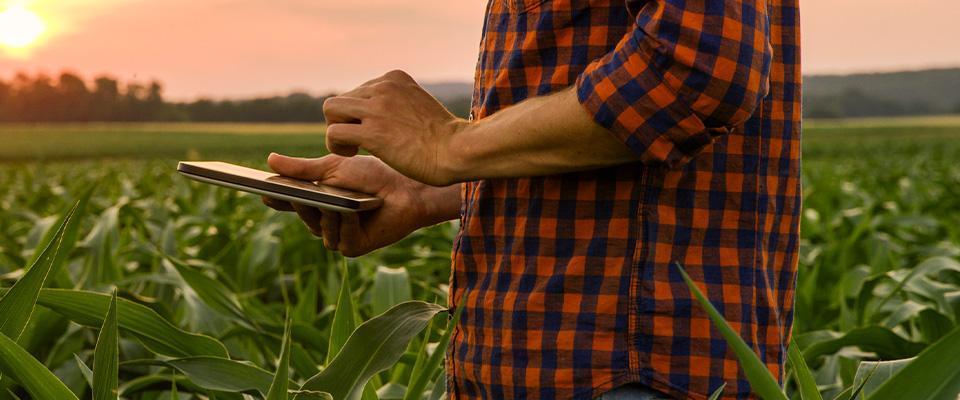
448,0,800,399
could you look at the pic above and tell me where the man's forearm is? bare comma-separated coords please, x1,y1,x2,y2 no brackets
443,87,638,183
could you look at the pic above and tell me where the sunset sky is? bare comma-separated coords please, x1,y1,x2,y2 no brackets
1,0,959,99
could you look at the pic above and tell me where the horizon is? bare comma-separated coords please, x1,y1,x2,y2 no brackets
2,0,959,99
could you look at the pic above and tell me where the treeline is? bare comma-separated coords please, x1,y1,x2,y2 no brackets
0,72,328,122
803,68,960,118
803,89,960,119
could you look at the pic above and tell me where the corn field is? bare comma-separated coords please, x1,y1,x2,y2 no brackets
0,120,959,399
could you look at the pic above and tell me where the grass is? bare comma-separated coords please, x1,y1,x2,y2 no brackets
0,116,958,399
0,123,327,161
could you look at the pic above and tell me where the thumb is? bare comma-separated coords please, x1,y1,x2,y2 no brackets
267,153,341,181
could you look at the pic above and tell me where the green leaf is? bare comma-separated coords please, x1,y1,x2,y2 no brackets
327,263,357,364
787,339,823,400
74,354,94,388
708,383,727,400
426,372,446,400
117,374,198,398
674,263,787,400
8,288,229,358
291,390,334,400
0,332,79,400
851,358,908,399
266,319,293,400
371,266,412,316
297,301,447,400
0,202,76,340
404,296,465,400
92,291,119,400
165,357,277,397
293,268,319,323
29,187,93,288
798,327,926,363
171,374,179,400
167,258,252,326
867,326,960,400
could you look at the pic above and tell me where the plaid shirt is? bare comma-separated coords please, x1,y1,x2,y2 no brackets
448,0,800,399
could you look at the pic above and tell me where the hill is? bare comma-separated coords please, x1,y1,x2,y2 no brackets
803,68,960,118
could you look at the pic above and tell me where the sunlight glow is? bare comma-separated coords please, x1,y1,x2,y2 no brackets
0,5,45,49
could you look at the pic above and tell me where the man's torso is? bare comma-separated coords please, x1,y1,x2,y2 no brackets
448,1,801,399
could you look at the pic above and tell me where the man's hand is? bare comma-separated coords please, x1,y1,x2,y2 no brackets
261,153,459,257
322,70,468,186
323,71,638,186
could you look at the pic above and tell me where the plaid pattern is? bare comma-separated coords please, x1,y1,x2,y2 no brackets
448,0,800,399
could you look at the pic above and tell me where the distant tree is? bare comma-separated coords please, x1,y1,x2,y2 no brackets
0,78,9,121
0,71,467,123
58,72,91,121
18,73,58,122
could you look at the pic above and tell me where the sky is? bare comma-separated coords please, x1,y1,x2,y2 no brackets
1,0,959,99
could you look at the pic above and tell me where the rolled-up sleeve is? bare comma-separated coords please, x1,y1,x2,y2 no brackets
576,0,772,168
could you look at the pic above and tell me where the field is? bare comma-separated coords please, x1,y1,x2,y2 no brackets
0,119,959,399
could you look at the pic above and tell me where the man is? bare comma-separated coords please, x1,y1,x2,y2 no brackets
264,0,800,398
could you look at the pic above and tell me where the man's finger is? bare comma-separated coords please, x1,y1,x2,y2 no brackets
323,96,371,123
338,212,364,257
268,153,342,181
320,211,341,250
292,204,323,238
325,123,365,157
261,196,295,212
338,84,379,99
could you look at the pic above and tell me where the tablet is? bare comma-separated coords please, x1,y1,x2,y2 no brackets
177,161,382,213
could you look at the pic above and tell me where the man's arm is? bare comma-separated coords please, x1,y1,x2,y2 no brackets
325,0,771,184
443,86,638,182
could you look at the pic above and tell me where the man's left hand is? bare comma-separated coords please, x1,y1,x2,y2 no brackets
322,70,467,186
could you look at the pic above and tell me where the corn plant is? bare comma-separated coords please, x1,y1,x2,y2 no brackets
0,199,461,399
676,263,960,400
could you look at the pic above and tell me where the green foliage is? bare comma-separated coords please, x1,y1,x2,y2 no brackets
0,202,76,340
266,319,294,400
0,119,958,399
297,301,446,400
0,333,79,399
675,263,788,400
92,291,119,400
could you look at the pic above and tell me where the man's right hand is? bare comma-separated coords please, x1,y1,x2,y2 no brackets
262,153,460,257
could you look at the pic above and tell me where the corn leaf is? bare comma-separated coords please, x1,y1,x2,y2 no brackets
708,383,727,400
0,202,76,340
427,373,446,400
0,332,79,400
92,291,119,400
293,268,319,323
117,374,197,397
675,263,787,400
74,354,94,388
297,301,447,400
266,319,293,400
167,258,252,327
850,359,907,399
11,288,229,358
327,262,357,364
165,357,278,397
403,296,465,400
371,266,412,316
29,187,93,288
798,327,926,363
866,326,960,400
787,339,823,400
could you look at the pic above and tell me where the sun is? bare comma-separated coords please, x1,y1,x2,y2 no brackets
0,5,46,49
